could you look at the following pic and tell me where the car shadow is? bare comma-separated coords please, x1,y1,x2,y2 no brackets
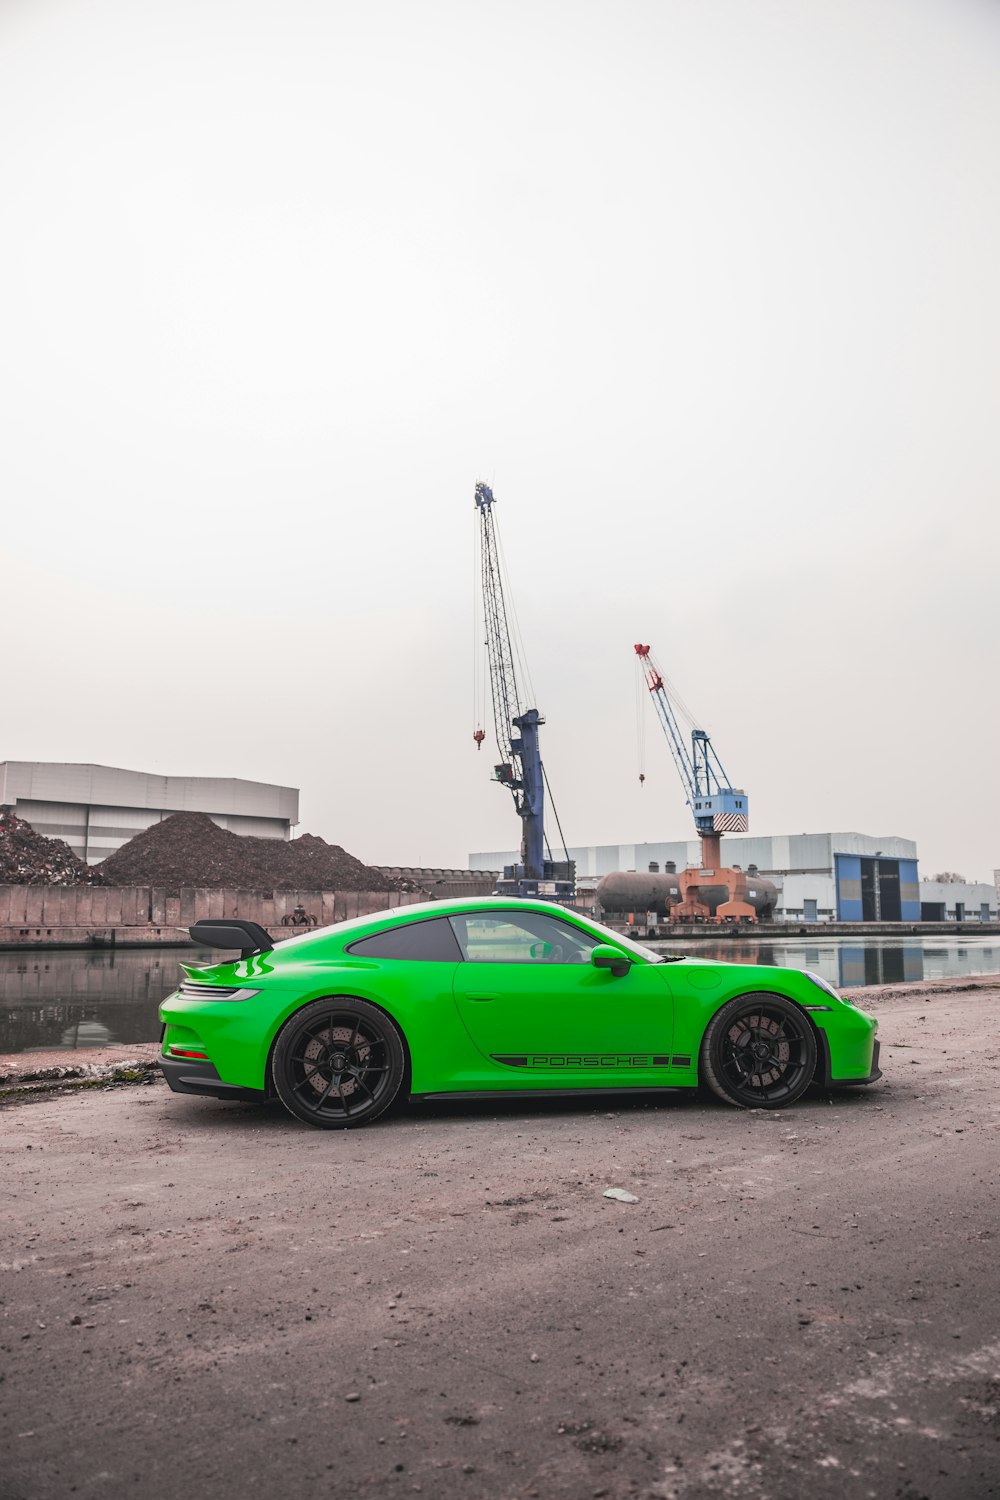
156,1077,881,1134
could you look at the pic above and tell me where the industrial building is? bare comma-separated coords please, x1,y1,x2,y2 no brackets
918,876,998,924
0,762,298,865
470,831,998,923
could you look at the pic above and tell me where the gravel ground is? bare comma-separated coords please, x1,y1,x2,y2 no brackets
2,979,999,1500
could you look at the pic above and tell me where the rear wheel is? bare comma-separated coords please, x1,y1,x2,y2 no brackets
272,997,406,1129
700,993,816,1109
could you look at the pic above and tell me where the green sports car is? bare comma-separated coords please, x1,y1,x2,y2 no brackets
159,898,880,1128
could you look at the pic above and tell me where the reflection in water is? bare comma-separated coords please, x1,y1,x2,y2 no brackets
0,948,186,1055
1,936,999,1054
659,935,999,991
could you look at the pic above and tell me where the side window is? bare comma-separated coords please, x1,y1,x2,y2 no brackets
347,918,463,961
449,912,599,964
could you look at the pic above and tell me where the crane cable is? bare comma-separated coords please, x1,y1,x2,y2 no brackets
494,520,537,715
541,761,571,867
635,655,646,784
472,505,490,742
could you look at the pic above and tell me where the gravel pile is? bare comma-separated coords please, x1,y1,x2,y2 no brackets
97,812,397,893
0,806,104,886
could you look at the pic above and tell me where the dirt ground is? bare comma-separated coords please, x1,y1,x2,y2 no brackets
2,979,999,1500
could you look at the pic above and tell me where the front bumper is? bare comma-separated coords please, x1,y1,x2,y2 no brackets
830,1037,882,1087
159,1053,267,1103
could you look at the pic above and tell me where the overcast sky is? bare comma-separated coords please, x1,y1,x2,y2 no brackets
2,0,998,881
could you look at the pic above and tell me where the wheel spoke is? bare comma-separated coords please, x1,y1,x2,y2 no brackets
292,1064,327,1096
350,1073,376,1103
309,1074,339,1111
346,1036,381,1061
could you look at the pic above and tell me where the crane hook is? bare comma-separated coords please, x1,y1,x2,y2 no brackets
473,728,485,751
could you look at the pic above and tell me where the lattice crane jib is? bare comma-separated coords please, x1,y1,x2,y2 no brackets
472,483,572,897
634,643,749,842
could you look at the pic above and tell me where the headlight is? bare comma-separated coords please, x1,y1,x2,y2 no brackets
803,970,841,1003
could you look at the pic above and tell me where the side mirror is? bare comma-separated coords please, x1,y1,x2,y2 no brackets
591,944,632,979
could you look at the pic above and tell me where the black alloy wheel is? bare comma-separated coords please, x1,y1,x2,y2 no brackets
272,997,406,1129
700,993,817,1109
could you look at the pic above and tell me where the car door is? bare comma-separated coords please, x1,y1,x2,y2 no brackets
450,909,674,1077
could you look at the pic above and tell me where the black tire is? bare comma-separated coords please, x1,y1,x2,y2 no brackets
271,997,406,1129
700,992,817,1109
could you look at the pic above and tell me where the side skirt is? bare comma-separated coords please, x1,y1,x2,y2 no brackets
408,1084,687,1103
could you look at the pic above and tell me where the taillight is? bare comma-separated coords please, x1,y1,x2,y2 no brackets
169,1047,209,1059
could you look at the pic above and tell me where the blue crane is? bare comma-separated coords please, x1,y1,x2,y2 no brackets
634,643,749,857
474,482,573,898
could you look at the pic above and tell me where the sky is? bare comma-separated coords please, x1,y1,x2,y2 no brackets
2,0,998,882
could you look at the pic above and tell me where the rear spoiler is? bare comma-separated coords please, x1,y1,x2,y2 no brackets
187,919,274,959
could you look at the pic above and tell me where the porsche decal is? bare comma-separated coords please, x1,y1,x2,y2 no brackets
492,1053,679,1070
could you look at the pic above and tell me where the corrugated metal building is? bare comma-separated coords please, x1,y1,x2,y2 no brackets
918,877,997,923
0,762,298,864
470,831,942,922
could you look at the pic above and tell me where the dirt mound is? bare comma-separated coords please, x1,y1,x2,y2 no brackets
96,812,395,893
0,806,104,885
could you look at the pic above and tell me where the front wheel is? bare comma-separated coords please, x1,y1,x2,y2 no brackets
700,993,817,1109
272,997,406,1129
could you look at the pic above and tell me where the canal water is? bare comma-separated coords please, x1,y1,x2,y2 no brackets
2,934,999,1054
657,933,1000,990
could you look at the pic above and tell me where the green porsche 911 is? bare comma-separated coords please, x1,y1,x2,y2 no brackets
158,898,880,1128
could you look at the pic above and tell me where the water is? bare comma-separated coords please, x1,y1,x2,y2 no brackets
0,948,194,1056
2,936,998,1054
655,934,1000,990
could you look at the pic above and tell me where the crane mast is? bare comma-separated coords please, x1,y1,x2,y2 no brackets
474,482,572,898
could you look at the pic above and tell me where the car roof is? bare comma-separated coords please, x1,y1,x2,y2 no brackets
271,896,597,954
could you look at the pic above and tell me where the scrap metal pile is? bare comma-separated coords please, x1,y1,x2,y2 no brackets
96,812,400,894
0,806,104,885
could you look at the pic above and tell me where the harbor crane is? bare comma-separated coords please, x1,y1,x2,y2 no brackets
634,642,763,924
473,482,573,898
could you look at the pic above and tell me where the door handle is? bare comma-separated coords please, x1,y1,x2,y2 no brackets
466,994,498,1003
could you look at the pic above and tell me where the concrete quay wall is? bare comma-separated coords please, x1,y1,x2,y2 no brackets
0,885,426,951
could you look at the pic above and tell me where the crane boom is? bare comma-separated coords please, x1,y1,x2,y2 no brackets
476,482,524,773
474,483,572,897
634,643,749,842
632,643,760,926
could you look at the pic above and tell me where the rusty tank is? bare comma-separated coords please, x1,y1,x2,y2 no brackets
597,862,777,922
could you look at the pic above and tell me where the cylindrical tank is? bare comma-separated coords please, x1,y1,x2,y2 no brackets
596,867,778,919
741,869,778,919
596,870,682,917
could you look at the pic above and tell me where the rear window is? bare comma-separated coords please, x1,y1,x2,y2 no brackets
346,917,463,962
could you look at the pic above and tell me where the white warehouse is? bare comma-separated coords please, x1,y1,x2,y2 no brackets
0,761,298,865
